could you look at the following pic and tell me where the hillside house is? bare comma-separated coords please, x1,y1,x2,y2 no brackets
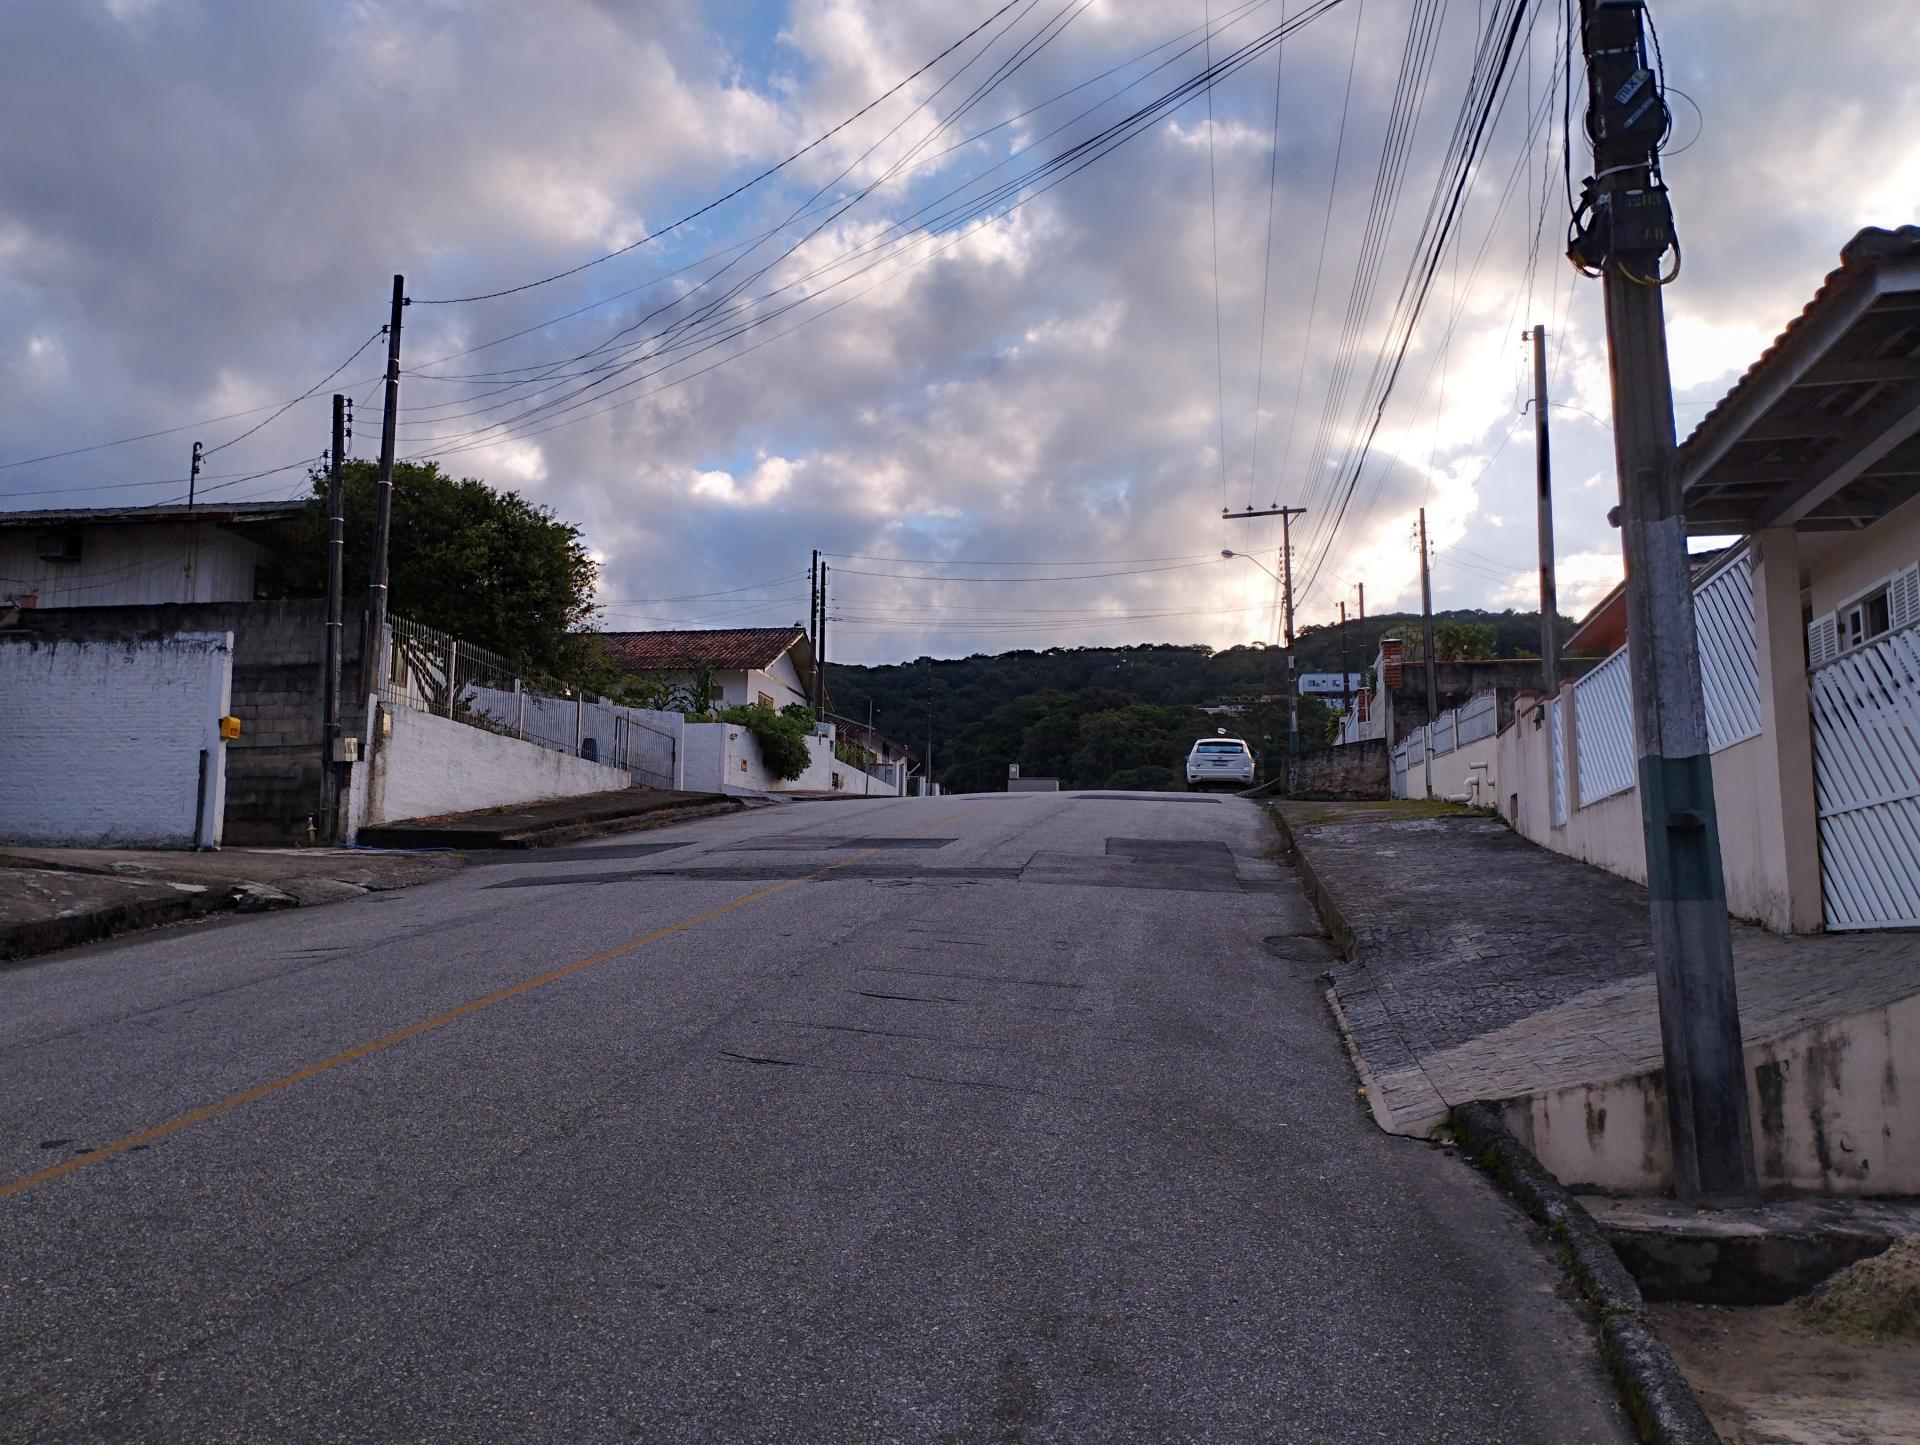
598,626,818,712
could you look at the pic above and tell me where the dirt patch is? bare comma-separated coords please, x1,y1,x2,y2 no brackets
1653,1299,1920,1444
1795,1233,1920,1340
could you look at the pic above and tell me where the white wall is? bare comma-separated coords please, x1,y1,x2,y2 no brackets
678,718,904,797
0,630,232,847
349,704,631,832
1,524,272,608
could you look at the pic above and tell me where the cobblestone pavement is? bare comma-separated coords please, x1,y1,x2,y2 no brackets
1280,801,1920,1135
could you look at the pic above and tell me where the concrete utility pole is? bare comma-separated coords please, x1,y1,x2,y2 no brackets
321,394,348,833
1574,0,1755,1200
1416,507,1439,720
1339,600,1352,724
1223,503,1306,757
1357,581,1365,621
817,563,829,714
809,549,821,712
1530,325,1561,693
362,274,406,703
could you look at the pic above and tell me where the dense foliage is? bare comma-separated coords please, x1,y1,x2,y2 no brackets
280,460,600,678
824,608,1568,794
713,703,815,781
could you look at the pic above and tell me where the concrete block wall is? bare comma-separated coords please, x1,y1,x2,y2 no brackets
0,629,232,847
18,601,362,844
1287,739,1389,800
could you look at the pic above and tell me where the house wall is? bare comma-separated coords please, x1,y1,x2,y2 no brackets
679,718,903,797
18,601,366,844
1,523,273,608
1498,699,1800,930
349,704,629,831
1405,731,1500,806
1799,489,1920,615
0,629,232,847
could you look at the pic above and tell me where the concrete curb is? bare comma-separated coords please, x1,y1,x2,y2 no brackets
1451,1103,1721,1445
357,798,740,850
1,888,235,967
1266,803,1720,1445
1264,805,1358,959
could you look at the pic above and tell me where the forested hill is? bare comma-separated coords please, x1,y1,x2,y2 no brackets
824,607,1569,795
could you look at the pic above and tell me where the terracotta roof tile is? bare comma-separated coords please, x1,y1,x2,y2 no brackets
597,626,807,673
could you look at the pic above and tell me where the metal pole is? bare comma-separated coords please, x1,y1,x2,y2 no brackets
1577,0,1754,1201
321,395,347,833
1532,325,1561,693
1357,581,1365,621
362,274,406,702
817,563,829,716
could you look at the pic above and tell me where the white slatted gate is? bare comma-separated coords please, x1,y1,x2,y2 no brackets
1809,620,1920,929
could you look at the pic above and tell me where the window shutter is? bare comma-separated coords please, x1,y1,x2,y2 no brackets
1806,612,1840,668
1889,563,1920,632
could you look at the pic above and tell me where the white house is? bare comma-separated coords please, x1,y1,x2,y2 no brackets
1,501,306,609
597,625,818,712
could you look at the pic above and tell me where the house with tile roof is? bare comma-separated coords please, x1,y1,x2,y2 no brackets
596,625,818,713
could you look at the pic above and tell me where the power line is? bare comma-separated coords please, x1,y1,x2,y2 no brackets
412,0,1032,306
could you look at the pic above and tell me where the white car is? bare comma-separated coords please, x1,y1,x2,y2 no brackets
1186,737,1254,790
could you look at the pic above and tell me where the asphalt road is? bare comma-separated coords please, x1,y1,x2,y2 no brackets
0,793,1630,1443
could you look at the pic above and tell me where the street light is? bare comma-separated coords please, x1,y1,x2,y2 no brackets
1220,550,1299,761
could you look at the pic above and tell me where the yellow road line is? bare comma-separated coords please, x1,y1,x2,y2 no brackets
1,797,1008,1201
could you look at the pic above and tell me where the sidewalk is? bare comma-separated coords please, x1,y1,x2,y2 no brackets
0,845,462,964
1276,800,1920,1196
355,785,737,849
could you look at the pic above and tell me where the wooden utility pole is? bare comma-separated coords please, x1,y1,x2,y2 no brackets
362,275,406,702
1530,325,1561,693
1575,0,1755,1200
1339,600,1352,722
321,394,348,833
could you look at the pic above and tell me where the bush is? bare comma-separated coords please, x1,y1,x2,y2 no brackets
718,704,814,781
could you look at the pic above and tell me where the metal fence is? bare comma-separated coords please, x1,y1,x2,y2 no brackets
1456,691,1497,747
1430,709,1457,757
1695,551,1764,752
379,616,678,788
1549,695,1569,827
1573,649,1636,806
1809,618,1920,929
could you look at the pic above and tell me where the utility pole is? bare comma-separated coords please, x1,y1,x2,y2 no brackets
1573,0,1755,1201
1339,600,1352,727
925,660,935,797
1530,325,1561,693
321,395,348,834
183,440,204,601
361,274,406,703
1356,581,1365,621
809,549,821,712
1223,503,1307,758
817,563,829,714
1416,507,1439,720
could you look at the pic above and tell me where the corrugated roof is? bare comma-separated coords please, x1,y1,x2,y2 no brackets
1677,225,1920,466
0,501,307,528
597,626,808,673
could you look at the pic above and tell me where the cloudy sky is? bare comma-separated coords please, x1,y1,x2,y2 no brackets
3,0,1916,662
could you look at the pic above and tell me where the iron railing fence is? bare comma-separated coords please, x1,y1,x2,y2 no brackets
378,616,678,788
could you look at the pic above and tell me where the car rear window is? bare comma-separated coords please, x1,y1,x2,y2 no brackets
1195,742,1248,754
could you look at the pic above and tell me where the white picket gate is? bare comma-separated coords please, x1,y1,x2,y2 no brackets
1809,620,1920,929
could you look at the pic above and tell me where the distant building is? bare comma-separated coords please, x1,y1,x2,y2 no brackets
1,501,306,610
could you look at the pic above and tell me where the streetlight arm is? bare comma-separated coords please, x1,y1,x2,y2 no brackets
1220,549,1282,585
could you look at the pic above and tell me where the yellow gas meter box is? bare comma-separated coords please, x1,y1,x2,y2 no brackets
219,715,242,740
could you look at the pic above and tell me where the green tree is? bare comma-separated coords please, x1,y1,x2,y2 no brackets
280,460,598,676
